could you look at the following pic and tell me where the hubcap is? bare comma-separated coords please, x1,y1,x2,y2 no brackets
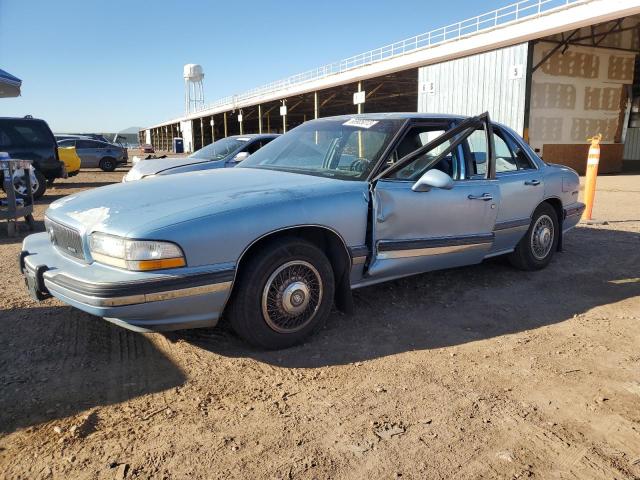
12,168,38,196
261,260,323,334
531,214,554,260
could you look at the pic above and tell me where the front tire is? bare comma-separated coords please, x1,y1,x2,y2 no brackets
228,238,335,349
509,202,559,270
99,157,116,172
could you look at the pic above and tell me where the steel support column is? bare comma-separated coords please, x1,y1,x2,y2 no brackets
314,91,319,119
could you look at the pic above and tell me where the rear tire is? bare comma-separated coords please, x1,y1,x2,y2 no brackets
227,238,335,349
508,202,559,271
99,157,116,172
32,170,47,199
5,168,46,200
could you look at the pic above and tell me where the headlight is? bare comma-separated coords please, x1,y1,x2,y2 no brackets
89,232,186,271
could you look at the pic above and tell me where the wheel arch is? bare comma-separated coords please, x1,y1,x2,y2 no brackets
540,196,564,251
228,225,354,314
99,156,117,169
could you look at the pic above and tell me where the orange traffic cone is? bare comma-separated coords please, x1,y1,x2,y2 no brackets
582,133,602,221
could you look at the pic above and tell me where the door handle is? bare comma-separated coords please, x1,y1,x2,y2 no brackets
524,179,541,186
468,193,493,201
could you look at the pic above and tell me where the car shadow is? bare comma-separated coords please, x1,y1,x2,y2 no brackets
0,305,186,434
178,226,640,368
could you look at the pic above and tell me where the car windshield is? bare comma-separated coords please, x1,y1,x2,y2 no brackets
189,137,247,160
238,118,405,180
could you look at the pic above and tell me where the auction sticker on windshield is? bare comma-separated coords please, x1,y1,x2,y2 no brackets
343,119,378,129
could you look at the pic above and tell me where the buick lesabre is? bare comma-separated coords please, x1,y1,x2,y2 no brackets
20,113,584,349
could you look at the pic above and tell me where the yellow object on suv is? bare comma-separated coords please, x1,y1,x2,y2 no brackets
57,146,81,177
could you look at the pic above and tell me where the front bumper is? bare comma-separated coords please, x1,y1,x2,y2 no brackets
563,202,585,232
20,232,234,332
41,161,66,180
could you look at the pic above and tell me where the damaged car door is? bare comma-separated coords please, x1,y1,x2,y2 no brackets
367,114,500,280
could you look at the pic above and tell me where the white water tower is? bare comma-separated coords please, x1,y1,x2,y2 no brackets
184,64,205,114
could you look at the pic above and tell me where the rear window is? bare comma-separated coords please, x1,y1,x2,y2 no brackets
0,120,53,148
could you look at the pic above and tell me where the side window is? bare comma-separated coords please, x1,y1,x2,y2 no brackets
57,139,75,147
466,130,488,178
494,133,518,173
501,129,536,170
247,141,262,154
387,126,460,180
466,127,537,176
76,140,93,149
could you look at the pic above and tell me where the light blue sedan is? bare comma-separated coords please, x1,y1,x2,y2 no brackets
20,113,584,349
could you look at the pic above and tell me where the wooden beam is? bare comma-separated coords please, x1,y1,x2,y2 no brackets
320,92,337,107
366,82,385,99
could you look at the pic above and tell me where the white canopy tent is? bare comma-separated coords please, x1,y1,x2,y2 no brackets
0,69,22,98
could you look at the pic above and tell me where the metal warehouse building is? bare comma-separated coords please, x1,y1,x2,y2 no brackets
140,0,640,174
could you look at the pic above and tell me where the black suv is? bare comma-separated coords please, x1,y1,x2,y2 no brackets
0,116,65,199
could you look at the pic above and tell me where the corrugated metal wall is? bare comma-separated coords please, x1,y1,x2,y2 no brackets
623,128,640,160
418,43,529,135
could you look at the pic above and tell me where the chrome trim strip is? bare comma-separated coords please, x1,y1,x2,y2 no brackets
377,233,494,252
377,243,485,259
352,255,367,265
494,218,530,231
564,204,585,218
45,280,232,307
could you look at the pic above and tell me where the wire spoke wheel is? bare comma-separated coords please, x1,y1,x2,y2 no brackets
261,260,323,334
530,214,554,260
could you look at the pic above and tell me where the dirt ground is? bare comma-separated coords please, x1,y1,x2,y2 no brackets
0,167,639,480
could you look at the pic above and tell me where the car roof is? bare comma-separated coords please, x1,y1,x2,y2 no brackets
227,133,280,140
309,112,469,122
0,116,48,122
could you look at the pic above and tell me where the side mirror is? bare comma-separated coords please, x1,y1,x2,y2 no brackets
232,151,250,162
411,169,454,192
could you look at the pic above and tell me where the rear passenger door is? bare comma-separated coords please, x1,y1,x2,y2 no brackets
477,127,544,254
75,140,98,167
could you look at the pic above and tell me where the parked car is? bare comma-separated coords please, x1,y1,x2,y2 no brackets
0,116,65,198
54,134,91,142
57,146,81,177
141,144,154,153
123,134,278,182
55,133,109,143
21,113,584,349
57,138,127,171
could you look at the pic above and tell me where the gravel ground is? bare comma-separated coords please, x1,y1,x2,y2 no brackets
0,167,639,479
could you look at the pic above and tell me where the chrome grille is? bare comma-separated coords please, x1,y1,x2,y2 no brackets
44,217,85,260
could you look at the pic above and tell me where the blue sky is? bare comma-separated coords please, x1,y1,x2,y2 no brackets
0,0,509,132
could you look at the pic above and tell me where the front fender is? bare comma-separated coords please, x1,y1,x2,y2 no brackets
140,186,370,268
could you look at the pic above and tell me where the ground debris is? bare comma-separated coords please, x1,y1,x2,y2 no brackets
373,421,406,440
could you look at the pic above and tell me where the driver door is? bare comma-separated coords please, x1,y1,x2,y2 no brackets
367,115,500,280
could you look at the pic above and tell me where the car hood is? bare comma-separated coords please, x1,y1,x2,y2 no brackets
47,167,367,237
125,155,224,180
